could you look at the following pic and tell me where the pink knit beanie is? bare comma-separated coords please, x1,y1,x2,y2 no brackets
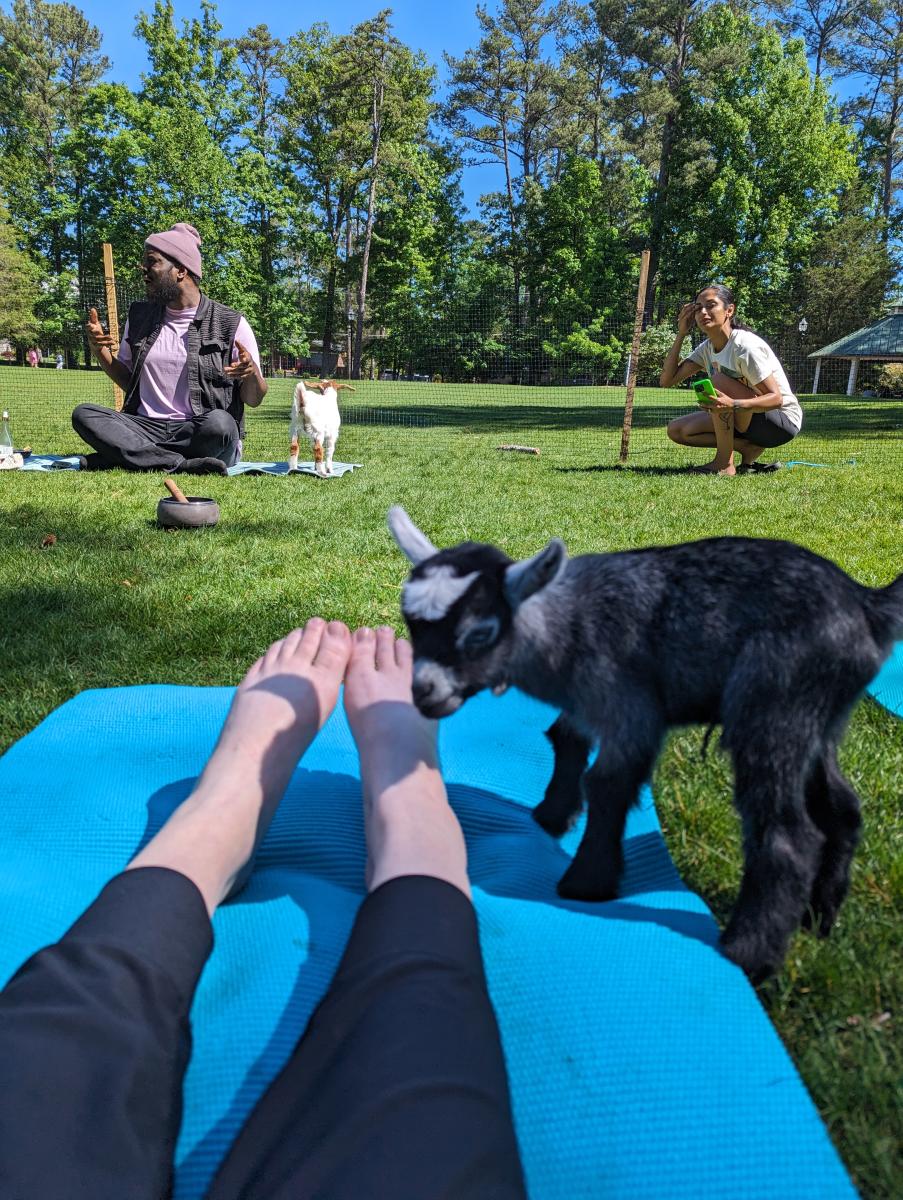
145,222,203,279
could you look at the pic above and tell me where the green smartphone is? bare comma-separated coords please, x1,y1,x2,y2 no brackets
692,376,718,404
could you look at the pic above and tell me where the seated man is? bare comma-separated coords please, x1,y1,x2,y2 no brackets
73,223,268,474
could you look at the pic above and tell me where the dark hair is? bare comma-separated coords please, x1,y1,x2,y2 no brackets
695,283,754,332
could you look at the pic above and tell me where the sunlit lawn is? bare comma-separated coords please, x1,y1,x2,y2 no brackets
2,368,901,1198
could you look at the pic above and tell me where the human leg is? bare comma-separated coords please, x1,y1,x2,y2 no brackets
345,625,470,895
0,619,352,1200
206,627,527,1200
186,408,241,467
72,404,230,473
666,409,717,454
128,618,353,913
735,410,800,470
72,403,185,471
0,868,212,1200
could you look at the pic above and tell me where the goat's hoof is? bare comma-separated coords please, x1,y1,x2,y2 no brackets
532,804,572,838
556,868,619,903
800,906,836,939
719,935,780,984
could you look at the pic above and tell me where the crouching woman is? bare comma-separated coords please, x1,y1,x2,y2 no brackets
659,284,802,475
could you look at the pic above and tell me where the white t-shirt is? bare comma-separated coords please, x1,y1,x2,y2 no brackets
683,329,802,431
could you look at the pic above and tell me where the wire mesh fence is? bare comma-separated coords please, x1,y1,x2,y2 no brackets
2,269,901,468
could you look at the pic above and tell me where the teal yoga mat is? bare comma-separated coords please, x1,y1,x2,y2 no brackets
18,455,361,476
0,685,857,1200
868,641,903,717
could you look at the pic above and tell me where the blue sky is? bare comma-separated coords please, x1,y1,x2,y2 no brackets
58,1,859,214
72,0,511,212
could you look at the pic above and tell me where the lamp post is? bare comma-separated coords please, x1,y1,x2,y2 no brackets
346,305,354,381
798,316,818,393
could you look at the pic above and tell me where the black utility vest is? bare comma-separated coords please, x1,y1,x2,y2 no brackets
122,295,246,434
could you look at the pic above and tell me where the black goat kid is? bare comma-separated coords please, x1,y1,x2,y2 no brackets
388,506,903,983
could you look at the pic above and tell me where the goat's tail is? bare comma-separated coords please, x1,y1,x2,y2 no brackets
866,572,903,642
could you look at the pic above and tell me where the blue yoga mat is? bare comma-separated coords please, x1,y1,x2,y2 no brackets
227,460,360,477
20,453,83,470
18,455,361,477
0,686,857,1200
868,641,903,717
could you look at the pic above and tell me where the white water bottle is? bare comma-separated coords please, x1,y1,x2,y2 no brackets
0,410,13,463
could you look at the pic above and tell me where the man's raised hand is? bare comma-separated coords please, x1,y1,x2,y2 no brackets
225,340,256,382
86,307,116,359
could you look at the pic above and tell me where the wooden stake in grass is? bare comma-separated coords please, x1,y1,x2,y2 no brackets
102,242,124,412
620,249,651,464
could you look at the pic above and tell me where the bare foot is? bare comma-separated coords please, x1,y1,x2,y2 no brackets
688,461,736,476
128,619,352,912
344,627,470,897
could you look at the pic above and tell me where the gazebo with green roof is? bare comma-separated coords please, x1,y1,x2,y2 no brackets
808,307,903,395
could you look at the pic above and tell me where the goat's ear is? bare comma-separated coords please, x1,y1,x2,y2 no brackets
387,506,439,565
503,539,566,608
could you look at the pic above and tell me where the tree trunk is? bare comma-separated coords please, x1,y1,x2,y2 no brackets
643,11,690,322
323,262,337,375
881,61,901,235
354,78,384,381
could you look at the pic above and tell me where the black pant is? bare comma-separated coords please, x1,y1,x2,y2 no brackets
72,404,240,470
0,869,526,1200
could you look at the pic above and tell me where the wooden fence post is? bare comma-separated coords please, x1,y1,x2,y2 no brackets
102,242,124,411
619,249,651,464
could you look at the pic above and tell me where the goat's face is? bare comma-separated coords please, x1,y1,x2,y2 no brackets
388,507,566,717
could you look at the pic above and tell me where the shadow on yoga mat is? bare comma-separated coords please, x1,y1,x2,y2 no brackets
0,685,857,1200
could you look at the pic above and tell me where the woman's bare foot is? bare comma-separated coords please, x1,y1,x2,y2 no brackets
689,460,736,476
127,619,352,913
344,626,470,897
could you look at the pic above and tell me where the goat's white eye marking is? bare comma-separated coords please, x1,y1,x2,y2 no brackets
403,566,479,621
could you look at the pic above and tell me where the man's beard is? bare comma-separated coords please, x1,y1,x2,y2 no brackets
147,279,181,305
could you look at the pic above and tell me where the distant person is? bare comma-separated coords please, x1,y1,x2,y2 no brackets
72,223,268,475
55,352,64,370
659,284,802,476
26,348,38,368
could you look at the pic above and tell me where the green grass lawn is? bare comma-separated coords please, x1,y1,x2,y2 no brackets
2,369,902,1197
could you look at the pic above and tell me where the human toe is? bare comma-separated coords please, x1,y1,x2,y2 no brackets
394,636,413,672
375,625,398,671
313,620,352,672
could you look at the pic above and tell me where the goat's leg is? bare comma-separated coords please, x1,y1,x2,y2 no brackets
533,715,591,837
324,434,336,475
722,754,824,982
556,746,657,902
801,745,862,937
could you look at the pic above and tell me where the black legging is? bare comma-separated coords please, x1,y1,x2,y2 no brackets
0,868,526,1200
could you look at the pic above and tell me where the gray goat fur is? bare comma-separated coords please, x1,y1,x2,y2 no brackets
388,506,903,983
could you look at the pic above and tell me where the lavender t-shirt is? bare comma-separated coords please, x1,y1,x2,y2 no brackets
117,306,261,420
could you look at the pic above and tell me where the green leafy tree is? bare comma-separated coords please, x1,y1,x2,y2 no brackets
766,0,866,77
789,182,895,348
832,0,903,240
282,13,434,378
524,156,636,380
650,7,858,328
581,0,731,319
342,12,433,378
443,0,574,313
0,0,109,290
0,202,39,346
224,24,309,364
126,0,244,292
